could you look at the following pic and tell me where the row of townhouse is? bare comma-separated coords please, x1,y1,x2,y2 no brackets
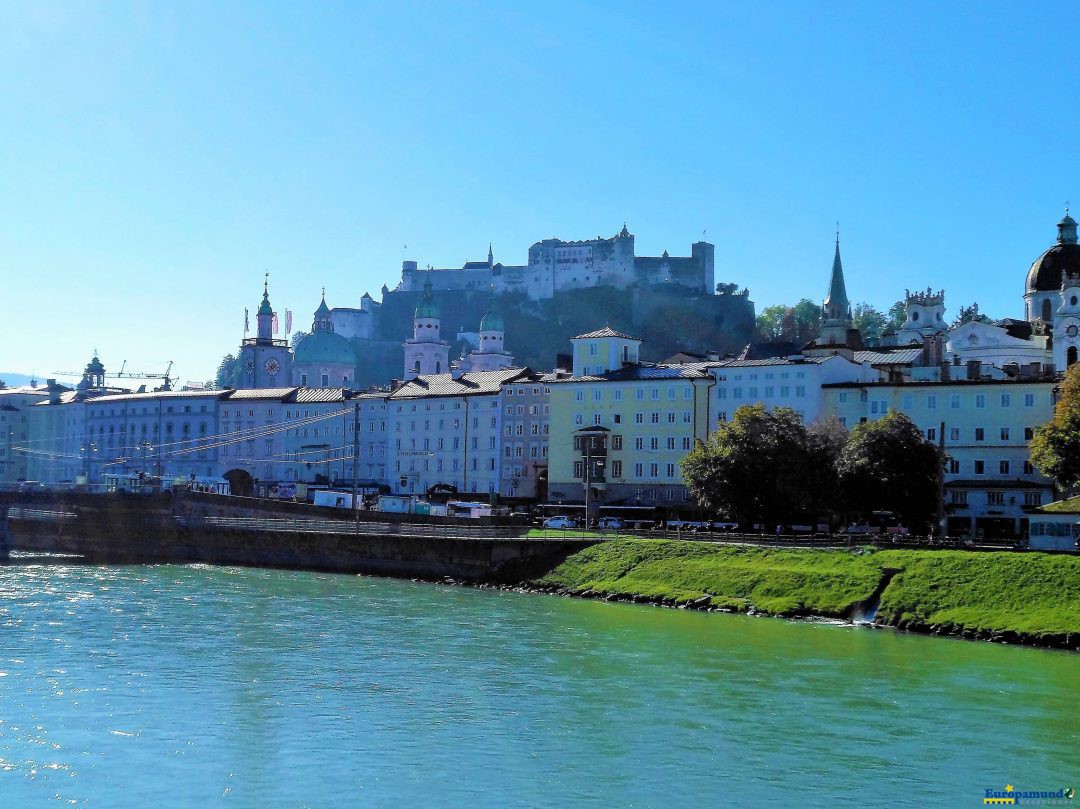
0,385,51,484
386,367,551,498
16,371,551,502
545,328,1059,536
825,378,1057,537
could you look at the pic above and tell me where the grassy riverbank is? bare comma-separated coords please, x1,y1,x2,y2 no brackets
534,540,1080,646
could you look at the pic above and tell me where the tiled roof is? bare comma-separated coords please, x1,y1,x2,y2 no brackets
853,349,923,365
222,387,299,401
390,368,530,399
290,388,347,403
550,362,712,383
714,356,830,368
571,326,641,341
89,389,227,403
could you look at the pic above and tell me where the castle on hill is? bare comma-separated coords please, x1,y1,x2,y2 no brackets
396,224,715,301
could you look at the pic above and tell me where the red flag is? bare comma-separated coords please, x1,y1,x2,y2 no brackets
272,313,279,335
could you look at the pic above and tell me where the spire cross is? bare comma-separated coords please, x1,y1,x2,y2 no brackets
264,271,269,296
835,221,840,244
1067,201,1071,216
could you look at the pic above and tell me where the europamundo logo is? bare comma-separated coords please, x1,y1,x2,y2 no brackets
983,785,1075,805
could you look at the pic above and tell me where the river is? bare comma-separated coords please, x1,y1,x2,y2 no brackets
0,561,1075,807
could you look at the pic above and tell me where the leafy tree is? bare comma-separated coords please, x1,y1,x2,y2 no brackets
682,404,812,527
715,282,739,296
852,303,888,344
886,300,906,332
953,302,992,326
215,354,242,390
755,305,789,341
791,299,822,344
754,299,820,344
1030,364,1080,490
838,410,940,531
805,416,849,519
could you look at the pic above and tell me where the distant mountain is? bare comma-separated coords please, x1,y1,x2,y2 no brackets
0,372,39,388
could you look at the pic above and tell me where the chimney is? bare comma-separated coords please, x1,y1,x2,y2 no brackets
46,378,60,405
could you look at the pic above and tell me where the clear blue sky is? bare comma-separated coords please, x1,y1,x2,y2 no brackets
2,1,1077,385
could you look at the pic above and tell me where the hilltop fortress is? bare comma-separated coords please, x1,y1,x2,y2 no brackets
397,224,715,301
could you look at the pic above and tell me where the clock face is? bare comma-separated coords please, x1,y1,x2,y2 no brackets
244,359,255,374
1067,325,1078,338
265,358,281,376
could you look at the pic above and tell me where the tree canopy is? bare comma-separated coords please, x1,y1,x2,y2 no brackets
682,404,821,526
754,299,821,345
837,410,940,531
953,302,992,326
214,354,242,390
1030,364,1080,490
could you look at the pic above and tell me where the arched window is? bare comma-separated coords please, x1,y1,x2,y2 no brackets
414,361,421,373
435,361,441,373
1069,346,1078,368
1042,299,1052,322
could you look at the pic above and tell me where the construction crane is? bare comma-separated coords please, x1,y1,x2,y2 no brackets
53,360,176,391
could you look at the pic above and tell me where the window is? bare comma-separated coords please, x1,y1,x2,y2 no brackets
593,390,602,402
666,437,676,450
987,491,1005,506
575,390,584,402
950,395,961,409
902,395,913,410
683,411,691,423
665,463,676,478
949,427,960,441
634,463,643,478
975,394,986,408
593,414,602,426
975,428,985,441
682,437,692,450
1024,460,1034,475
717,388,727,400
635,413,644,424
613,414,622,424
1024,393,1035,407
574,461,584,479
1000,427,1010,441
635,437,644,450
1024,492,1042,507
614,389,622,401
1000,394,1011,408
651,412,660,423
636,389,645,400
574,414,583,426
974,460,985,475
650,437,659,450
612,460,622,478
649,463,659,478
950,491,968,505
839,392,848,403
667,412,676,423
926,395,937,410
1024,427,1034,441
926,428,936,441
795,386,806,398
612,435,623,450
948,459,959,474
999,460,1010,474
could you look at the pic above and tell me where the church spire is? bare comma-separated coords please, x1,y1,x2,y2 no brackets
1058,205,1078,245
487,242,494,267
823,228,850,322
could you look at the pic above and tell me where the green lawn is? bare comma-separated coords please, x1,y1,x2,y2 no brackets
535,539,1080,639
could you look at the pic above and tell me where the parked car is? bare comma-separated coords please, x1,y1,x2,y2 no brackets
666,519,710,531
845,523,876,535
711,521,739,532
596,517,624,530
542,516,578,529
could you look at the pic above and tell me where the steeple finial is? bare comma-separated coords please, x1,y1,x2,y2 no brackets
835,221,840,246
264,272,269,297
321,286,326,300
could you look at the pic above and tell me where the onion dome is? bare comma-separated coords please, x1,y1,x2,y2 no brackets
1027,212,1080,293
415,281,439,318
293,330,357,367
479,294,503,331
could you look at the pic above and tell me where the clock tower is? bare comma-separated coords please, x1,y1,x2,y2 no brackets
237,277,292,389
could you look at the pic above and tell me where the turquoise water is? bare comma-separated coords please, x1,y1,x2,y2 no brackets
0,563,1076,807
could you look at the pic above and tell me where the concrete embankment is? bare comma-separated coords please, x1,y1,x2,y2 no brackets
1,492,592,581
517,540,1080,651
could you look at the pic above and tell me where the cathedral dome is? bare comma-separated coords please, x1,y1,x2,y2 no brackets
1027,213,1080,293
293,330,356,368
415,281,439,319
479,295,503,331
